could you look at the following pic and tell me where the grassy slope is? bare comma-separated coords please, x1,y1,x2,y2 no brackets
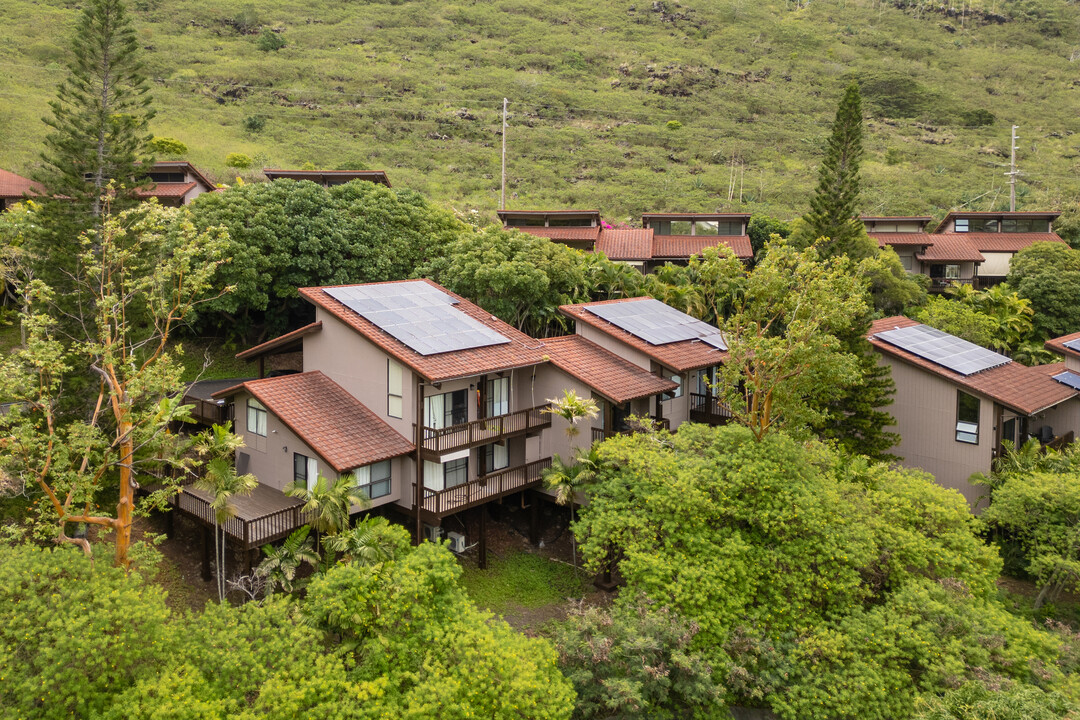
1,0,1079,223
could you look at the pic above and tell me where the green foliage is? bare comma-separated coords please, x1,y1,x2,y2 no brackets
243,115,266,134
912,681,1075,720
225,152,253,169
324,516,411,566
148,136,188,157
553,596,726,719
420,225,589,336
0,536,574,719
1007,242,1080,339
915,295,998,346
855,247,928,315
258,525,319,594
256,28,286,52
746,214,791,260
461,551,587,613
187,179,465,336
575,424,1073,719
285,473,368,541
665,120,683,131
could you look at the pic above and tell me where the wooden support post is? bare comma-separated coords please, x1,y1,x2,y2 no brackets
529,490,540,546
246,547,254,575
164,508,175,539
258,356,265,379
201,526,213,582
479,507,488,570
414,379,426,546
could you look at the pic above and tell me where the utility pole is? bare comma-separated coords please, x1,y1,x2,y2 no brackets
1006,125,1019,212
500,98,508,210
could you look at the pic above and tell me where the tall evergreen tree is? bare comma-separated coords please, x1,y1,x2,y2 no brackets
798,81,871,259
30,0,155,325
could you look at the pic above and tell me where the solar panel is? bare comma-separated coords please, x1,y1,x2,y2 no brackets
325,282,510,356
874,324,1009,376
585,299,727,350
1064,339,1080,353
1053,371,1080,391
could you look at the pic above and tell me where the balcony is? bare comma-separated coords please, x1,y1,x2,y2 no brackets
929,277,974,292
591,417,670,444
422,458,551,518
689,393,733,425
414,405,551,457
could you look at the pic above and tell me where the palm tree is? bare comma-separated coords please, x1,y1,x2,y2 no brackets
544,389,600,450
542,446,604,571
284,472,369,558
192,423,258,603
257,526,319,594
324,516,407,566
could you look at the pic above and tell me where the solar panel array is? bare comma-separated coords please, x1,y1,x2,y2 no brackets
1053,371,1080,392
325,282,510,356
584,299,727,350
874,324,1010,376
1064,338,1080,353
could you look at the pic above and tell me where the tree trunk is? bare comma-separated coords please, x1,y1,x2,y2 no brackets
570,501,577,571
114,418,134,568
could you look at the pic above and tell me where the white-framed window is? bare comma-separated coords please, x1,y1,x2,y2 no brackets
425,390,468,430
354,460,391,500
900,255,913,272
954,218,969,232
293,453,318,491
423,456,469,491
247,399,267,437
484,442,509,473
486,377,509,417
956,390,980,444
387,359,403,418
945,264,961,280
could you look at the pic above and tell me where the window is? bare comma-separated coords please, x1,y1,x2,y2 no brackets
667,373,683,399
900,255,914,272
484,442,509,473
695,220,719,236
1002,218,1048,233
148,172,186,183
548,216,592,227
945,264,961,280
294,453,318,491
354,460,391,500
956,391,980,444
486,377,509,417
696,366,719,396
247,399,267,436
444,457,468,488
505,216,545,227
424,389,468,430
387,359,403,418
653,220,692,235
954,218,969,232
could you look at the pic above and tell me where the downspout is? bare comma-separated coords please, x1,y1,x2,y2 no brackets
414,378,425,545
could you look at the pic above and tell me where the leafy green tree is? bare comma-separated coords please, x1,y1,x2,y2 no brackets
795,82,874,260
256,28,287,52
257,525,320,594
1007,241,1080,339
574,424,1072,720
192,422,258,602
285,473,368,557
718,241,866,440
747,214,791,260
553,596,725,719
914,295,999,347
420,225,590,336
912,682,1076,720
188,179,465,337
855,247,928,315
147,136,188,157
0,202,230,567
325,515,411,566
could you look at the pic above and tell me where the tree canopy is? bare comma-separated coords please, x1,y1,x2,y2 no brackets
574,424,1077,719
1006,241,1080,339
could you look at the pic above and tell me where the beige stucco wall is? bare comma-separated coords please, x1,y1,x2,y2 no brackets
1067,356,1080,373
882,356,994,509
1036,400,1080,441
979,252,1013,278
573,323,653,371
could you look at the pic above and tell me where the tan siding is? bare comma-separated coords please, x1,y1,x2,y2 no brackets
979,252,1013,277
573,323,653,371
883,357,993,509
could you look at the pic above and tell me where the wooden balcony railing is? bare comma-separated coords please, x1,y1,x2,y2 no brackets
689,392,733,425
414,405,551,455
1047,431,1076,452
591,417,670,444
422,458,551,516
171,482,312,550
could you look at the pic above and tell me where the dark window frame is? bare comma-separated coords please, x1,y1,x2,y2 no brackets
956,390,980,444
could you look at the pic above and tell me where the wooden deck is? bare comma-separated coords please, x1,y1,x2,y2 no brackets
591,418,670,444
689,392,733,425
172,482,311,550
421,458,551,519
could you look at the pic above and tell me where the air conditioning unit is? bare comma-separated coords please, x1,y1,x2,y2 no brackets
424,524,442,543
446,531,466,553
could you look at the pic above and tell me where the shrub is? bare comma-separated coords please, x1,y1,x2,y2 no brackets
225,152,253,169
257,29,286,52
242,115,266,134
147,136,188,157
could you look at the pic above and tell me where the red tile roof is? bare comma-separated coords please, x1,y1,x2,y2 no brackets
499,209,601,216
214,371,413,473
559,297,728,373
236,322,322,361
932,211,1060,233
595,228,653,261
915,235,985,262
651,234,753,260
958,232,1066,253
151,161,217,191
0,169,44,199
1045,331,1080,362
642,212,751,220
869,316,1077,416
870,233,934,247
299,279,548,383
861,216,933,223
514,226,601,242
542,335,677,403
136,182,197,199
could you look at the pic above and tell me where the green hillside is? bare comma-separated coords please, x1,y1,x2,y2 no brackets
2,0,1079,224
